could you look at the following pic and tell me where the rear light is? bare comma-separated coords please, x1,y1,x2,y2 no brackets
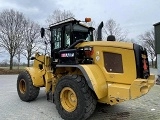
84,46,93,58
142,54,148,70
81,46,93,64
143,59,148,70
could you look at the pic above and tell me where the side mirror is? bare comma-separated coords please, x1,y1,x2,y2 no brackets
40,28,45,38
30,57,36,60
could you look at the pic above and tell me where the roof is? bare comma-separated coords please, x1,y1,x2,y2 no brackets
49,17,76,27
49,17,91,29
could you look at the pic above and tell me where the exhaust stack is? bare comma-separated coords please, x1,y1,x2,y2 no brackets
97,21,103,41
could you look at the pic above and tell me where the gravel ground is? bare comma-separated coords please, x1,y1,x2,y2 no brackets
0,68,159,120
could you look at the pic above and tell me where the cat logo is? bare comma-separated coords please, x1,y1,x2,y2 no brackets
61,53,74,57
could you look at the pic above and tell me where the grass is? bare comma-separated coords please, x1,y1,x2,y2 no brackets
0,66,26,69
0,66,25,75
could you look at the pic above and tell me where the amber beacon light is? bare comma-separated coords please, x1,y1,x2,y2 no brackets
85,17,91,22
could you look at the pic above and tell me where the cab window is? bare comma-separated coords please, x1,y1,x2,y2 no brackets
64,25,71,48
51,28,61,49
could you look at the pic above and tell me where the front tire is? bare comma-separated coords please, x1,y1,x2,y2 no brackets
17,70,40,102
54,75,97,120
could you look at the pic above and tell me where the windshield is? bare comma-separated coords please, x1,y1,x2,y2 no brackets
73,31,91,41
73,24,93,41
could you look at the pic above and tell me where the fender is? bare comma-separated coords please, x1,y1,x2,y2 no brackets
56,64,108,99
25,67,45,87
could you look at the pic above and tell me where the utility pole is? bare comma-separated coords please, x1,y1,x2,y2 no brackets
153,22,160,84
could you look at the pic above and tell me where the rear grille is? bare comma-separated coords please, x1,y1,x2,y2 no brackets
134,44,150,79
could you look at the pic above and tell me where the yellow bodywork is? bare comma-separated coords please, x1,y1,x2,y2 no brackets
25,53,54,92
98,75,154,105
25,41,155,105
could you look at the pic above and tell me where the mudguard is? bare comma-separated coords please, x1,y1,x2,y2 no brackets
56,64,108,99
25,67,45,87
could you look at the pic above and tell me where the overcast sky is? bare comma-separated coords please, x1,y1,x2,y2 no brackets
0,0,160,39
0,0,160,62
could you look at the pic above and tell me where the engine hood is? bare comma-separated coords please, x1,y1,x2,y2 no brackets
76,41,133,49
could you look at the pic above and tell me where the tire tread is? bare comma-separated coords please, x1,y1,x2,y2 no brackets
17,70,39,102
54,75,97,120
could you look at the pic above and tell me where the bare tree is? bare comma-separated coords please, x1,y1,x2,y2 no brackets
139,29,156,67
46,9,75,24
44,9,75,53
0,59,9,67
22,19,40,67
103,19,128,41
0,9,26,70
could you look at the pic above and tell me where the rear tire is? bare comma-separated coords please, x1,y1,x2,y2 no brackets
17,70,40,102
54,75,97,120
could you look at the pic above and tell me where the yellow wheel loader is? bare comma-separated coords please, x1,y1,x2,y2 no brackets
17,18,155,120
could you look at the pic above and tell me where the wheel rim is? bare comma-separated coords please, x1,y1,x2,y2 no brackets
60,87,77,112
19,79,26,94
